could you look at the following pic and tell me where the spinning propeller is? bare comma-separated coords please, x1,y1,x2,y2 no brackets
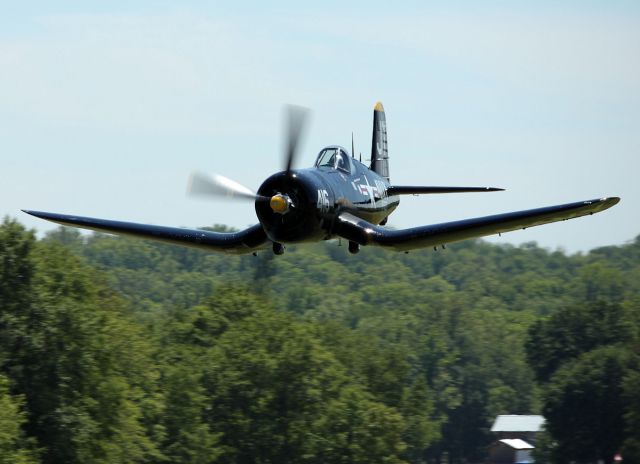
187,105,309,215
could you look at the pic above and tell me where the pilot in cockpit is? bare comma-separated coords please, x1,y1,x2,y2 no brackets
336,152,349,172
316,148,337,168
316,147,351,173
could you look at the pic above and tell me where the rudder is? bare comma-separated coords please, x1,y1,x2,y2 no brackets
369,102,390,182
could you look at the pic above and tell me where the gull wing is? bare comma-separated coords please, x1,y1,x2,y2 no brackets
334,197,620,251
22,210,269,255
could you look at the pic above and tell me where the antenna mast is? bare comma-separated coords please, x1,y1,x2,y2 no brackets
351,132,355,158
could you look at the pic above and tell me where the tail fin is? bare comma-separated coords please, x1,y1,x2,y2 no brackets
370,102,390,182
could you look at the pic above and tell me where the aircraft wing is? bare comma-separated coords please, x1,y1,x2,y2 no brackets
334,197,620,251
22,210,269,255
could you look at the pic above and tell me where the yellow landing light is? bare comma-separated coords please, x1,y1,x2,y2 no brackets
270,195,288,214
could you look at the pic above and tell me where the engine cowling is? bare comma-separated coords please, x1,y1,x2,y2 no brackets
255,171,334,243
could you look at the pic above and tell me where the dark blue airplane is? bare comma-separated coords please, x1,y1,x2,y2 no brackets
24,102,619,255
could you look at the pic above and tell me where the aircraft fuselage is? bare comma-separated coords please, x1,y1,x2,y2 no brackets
255,147,399,244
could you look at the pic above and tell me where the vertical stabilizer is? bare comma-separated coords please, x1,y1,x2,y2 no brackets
370,102,389,182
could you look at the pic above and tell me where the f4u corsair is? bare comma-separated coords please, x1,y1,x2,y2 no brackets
24,102,619,255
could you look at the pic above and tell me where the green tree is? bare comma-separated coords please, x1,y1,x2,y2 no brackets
525,293,638,464
543,347,629,464
622,344,640,461
199,296,408,463
159,364,221,464
0,375,38,464
1,225,163,464
0,218,36,377
526,301,631,383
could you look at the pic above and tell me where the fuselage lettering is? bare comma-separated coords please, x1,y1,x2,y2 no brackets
317,189,330,213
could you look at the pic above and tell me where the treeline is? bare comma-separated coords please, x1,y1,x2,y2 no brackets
1,217,639,463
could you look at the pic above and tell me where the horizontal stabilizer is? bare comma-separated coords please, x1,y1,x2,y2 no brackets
387,186,504,195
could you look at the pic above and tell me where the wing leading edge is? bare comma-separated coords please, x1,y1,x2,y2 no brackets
22,210,269,255
335,197,620,251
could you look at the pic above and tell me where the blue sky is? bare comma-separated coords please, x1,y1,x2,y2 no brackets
1,1,638,253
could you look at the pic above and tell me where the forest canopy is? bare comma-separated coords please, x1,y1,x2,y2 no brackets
1,217,639,464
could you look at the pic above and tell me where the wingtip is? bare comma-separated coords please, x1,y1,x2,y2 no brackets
21,210,62,221
584,197,620,212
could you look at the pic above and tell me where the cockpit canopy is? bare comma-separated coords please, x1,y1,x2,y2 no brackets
315,146,351,174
